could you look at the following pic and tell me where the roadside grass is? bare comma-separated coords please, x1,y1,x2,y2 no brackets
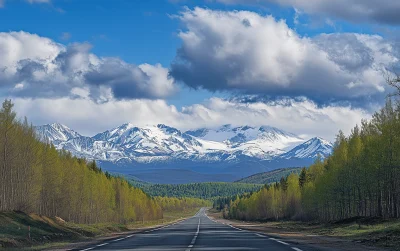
259,218,400,249
209,210,400,250
0,208,201,250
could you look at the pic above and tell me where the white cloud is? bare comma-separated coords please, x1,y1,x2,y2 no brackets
26,0,51,3
215,0,400,24
12,96,371,141
170,8,398,104
0,0,51,7
60,32,71,41
0,31,177,101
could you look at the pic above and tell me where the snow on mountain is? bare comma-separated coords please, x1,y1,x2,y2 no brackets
34,123,332,164
187,125,303,159
279,137,333,159
35,123,81,144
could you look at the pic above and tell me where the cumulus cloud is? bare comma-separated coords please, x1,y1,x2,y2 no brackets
0,31,177,101
170,8,398,104
215,0,400,25
12,96,371,141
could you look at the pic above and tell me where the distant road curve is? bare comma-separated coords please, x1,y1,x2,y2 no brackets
73,208,318,251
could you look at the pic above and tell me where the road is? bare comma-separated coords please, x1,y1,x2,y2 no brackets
76,208,318,251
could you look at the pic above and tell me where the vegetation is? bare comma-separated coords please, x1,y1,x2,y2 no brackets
0,100,208,226
225,99,400,222
0,207,204,250
235,167,303,184
155,197,211,211
0,211,131,249
138,182,262,200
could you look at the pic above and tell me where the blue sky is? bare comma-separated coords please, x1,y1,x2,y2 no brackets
0,0,399,139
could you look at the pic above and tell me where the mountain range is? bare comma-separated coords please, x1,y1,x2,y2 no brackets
35,123,333,183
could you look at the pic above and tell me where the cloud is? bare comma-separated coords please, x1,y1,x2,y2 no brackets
0,0,51,7
215,0,400,25
60,32,71,41
0,31,177,101
12,96,371,141
26,0,51,3
170,8,398,105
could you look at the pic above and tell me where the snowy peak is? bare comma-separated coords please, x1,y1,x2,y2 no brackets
34,123,332,164
93,123,205,158
186,124,301,145
35,123,81,143
280,137,333,159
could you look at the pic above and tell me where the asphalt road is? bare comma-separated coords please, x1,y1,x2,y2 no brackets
75,208,318,251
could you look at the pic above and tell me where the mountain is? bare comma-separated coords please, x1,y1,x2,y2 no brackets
186,125,303,159
35,123,81,145
34,123,334,183
279,137,333,159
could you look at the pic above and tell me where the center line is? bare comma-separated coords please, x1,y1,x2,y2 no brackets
187,217,201,251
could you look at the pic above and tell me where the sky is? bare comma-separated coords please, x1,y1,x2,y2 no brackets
0,0,399,140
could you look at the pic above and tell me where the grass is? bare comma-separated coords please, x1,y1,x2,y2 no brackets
263,218,400,247
315,219,400,250
0,208,201,250
209,210,400,250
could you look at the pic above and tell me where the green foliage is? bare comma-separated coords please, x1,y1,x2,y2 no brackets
235,167,303,184
0,100,213,224
137,182,262,200
226,99,400,222
154,197,211,212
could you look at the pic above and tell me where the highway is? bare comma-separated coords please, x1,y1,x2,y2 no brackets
75,208,318,251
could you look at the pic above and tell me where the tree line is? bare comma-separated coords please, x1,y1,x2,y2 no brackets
155,197,211,212
0,100,208,224
140,182,262,200
225,99,400,222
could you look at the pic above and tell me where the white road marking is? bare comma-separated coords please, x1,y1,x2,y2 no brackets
291,248,303,251
111,238,125,242
256,233,265,237
186,217,201,251
96,243,108,247
270,238,290,245
80,248,94,251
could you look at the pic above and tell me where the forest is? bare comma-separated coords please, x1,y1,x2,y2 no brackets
138,182,262,200
0,100,208,224
226,99,400,222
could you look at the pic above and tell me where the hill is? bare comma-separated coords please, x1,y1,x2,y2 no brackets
235,167,303,184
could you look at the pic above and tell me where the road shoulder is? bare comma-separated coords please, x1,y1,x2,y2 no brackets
206,210,391,251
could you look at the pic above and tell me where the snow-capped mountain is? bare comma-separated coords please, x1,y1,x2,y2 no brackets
186,125,303,159
35,123,81,144
279,137,334,159
34,123,333,167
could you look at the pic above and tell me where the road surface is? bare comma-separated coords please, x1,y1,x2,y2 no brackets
76,208,318,251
